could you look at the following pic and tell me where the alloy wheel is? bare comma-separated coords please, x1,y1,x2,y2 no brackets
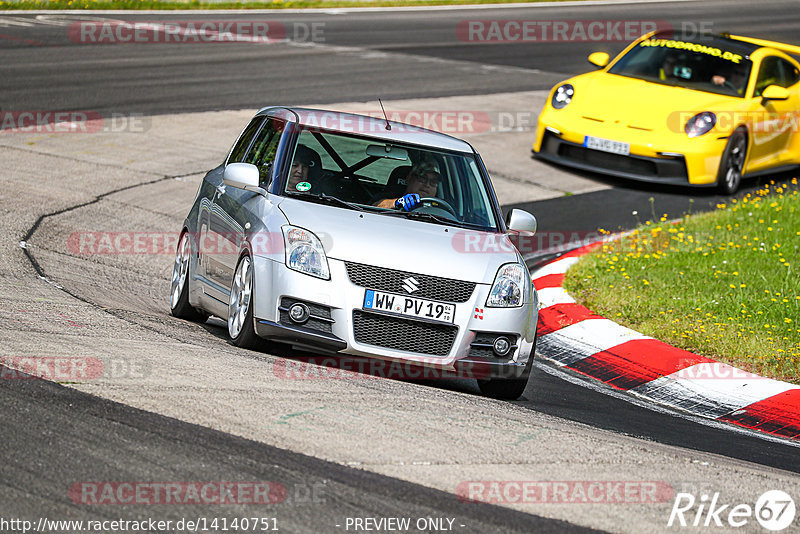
228,256,253,339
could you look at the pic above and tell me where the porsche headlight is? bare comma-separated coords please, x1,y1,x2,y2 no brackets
282,225,330,280
551,84,574,109
685,112,716,138
486,263,526,308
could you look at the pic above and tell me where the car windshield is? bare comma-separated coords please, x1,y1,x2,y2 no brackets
608,35,754,97
283,127,500,231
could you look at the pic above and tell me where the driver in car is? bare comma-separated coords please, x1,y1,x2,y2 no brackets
712,65,748,94
374,160,441,211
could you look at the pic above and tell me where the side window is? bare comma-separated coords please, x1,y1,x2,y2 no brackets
245,118,286,185
779,58,800,87
296,131,338,174
755,57,800,96
753,56,778,96
463,159,491,227
228,117,264,163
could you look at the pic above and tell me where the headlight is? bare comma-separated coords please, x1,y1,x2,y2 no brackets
282,225,330,280
486,263,526,308
684,112,716,138
551,84,574,109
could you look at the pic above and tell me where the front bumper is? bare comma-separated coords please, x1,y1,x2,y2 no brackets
533,118,728,187
250,256,538,378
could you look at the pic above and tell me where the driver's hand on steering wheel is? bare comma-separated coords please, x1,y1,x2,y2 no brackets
395,193,421,212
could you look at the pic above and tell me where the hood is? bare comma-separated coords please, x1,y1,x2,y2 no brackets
277,197,520,283
572,72,736,131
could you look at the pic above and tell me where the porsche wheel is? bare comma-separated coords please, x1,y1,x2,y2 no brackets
170,232,208,322
717,128,747,195
228,254,261,349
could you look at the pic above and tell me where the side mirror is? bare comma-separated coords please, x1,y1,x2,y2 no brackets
761,85,790,102
588,52,610,69
506,209,537,235
223,162,260,189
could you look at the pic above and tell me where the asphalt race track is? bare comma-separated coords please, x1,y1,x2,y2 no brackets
2,0,800,115
1,1,800,533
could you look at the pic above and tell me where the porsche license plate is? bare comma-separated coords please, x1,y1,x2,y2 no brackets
363,290,455,323
583,135,630,155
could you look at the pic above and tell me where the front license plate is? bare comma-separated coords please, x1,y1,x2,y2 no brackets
363,290,455,323
583,135,630,155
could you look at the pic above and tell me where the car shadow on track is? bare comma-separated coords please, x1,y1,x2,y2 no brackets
195,316,485,394
189,315,800,473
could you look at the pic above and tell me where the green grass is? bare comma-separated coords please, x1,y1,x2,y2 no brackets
564,179,800,384
0,0,574,10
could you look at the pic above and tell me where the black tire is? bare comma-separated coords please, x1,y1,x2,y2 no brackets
170,232,209,322
477,336,536,400
717,128,747,195
228,254,261,349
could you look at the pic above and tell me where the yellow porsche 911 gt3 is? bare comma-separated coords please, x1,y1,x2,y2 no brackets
533,30,800,194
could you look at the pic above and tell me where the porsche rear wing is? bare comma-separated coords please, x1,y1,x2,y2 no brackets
728,34,800,57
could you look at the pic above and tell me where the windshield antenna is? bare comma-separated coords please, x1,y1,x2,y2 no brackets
378,98,391,131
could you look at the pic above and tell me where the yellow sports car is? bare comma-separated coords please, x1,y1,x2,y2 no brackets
533,30,800,194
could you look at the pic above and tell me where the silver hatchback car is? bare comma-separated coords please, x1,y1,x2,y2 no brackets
170,107,539,399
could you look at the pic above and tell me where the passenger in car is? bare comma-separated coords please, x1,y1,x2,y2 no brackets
374,160,441,211
658,53,679,81
287,144,321,191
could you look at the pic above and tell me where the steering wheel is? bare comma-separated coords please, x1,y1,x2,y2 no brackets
722,80,739,93
413,197,457,218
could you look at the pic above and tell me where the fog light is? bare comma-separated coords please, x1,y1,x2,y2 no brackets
288,303,310,324
493,336,511,357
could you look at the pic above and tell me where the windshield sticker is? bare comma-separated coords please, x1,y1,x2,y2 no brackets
295,181,311,192
639,39,743,63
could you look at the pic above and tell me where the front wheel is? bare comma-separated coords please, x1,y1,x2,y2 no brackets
170,232,208,322
717,128,747,195
228,254,261,349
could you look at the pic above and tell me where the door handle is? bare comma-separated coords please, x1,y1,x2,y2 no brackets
215,183,226,197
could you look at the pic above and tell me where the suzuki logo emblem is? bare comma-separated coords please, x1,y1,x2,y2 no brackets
401,277,420,294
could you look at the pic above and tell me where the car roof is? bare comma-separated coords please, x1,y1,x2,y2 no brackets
255,106,476,153
648,30,761,56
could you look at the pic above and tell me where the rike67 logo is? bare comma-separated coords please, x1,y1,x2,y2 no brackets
668,490,796,531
